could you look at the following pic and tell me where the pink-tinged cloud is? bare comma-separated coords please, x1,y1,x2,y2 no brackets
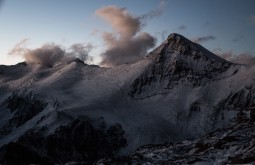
100,32,155,66
96,6,156,67
96,6,140,38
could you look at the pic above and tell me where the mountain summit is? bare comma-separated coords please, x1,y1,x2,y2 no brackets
130,33,234,98
149,33,227,63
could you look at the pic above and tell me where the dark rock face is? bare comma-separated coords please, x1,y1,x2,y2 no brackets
46,119,98,163
0,118,127,165
218,85,255,110
107,124,127,151
3,91,46,127
97,115,255,165
213,85,255,124
250,107,255,122
129,34,234,98
0,91,48,137
0,128,53,165
0,142,52,165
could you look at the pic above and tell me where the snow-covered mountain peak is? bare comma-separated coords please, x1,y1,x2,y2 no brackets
130,33,237,98
149,33,227,64
166,32,186,43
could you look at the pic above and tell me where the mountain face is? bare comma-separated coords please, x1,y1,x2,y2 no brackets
129,33,233,98
0,33,255,164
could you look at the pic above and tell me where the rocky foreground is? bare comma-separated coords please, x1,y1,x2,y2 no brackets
98,109,255,164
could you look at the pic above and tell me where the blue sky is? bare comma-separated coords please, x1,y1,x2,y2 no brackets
1,0,255,65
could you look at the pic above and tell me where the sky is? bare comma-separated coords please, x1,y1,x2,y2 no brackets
1,0,255,66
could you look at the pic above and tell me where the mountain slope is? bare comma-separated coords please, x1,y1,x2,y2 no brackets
99,110,255,164
0,33,255,164
129,33,235,98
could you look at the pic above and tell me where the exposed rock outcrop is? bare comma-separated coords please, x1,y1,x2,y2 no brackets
0,118,127,165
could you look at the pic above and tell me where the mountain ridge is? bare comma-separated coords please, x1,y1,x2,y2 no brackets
0,33,254,164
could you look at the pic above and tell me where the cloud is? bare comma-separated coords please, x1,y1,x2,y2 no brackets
23,44,65,66
96,6,140,38
100,32,155,66
96,6,156,67
8,38,30,56
140,0,166,21
9,41,93,67
68,43,93,61
214,49,255,65
178,25,187,31
192,35,216,44
156,30,168,43
232,35,243,42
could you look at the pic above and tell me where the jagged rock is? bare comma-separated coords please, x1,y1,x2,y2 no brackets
98,120,255,164
2,92,46,127
0,118,127,165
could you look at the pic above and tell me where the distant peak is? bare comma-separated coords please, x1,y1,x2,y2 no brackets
157,33,195,54
165,33,190,46
149,33,228,63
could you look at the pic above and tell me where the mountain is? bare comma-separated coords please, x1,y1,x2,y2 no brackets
0,33,255,164
129,33,233,98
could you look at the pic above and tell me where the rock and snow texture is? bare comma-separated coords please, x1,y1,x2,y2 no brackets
0,33,255,164
99,110,255,164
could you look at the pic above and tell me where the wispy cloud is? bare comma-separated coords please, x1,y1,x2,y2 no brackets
156,30,168,43
9,40,93,67
8,38,30,56
214,49,255,65
68,43,93,62
192,35,216,44
96,6,156,67
178,25,187,31
139,0,166,21
232,35,243,42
